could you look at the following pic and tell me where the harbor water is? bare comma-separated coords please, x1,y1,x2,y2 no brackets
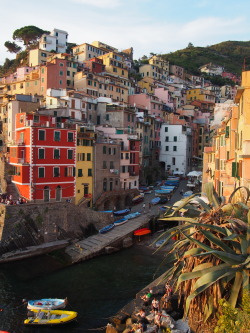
0,241,167,333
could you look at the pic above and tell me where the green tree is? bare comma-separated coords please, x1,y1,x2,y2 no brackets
12,25,49,46
155,183,250,332
4,41,21,53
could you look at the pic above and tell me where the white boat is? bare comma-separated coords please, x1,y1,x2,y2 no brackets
27,298,67,310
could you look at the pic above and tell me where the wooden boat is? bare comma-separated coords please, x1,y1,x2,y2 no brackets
27,298,67,310
113,209,130,216
124,212,141,220
99,224,115,234
151,197,161,205
132,194,144,204
134,228,151,236
114,218,128,226
24,309,77,326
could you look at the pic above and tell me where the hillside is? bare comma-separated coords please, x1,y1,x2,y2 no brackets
162,40,250,76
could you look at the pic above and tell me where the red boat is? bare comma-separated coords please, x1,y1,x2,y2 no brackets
134,228,151,236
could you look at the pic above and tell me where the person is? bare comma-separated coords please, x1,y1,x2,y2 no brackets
151,297,160,312
148,202,151,212
142,203,146,213
154,311,162,330
140,289,153,306
180,189,184,195
135,308,148,326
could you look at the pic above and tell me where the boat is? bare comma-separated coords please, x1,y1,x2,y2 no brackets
113,209,130,216
114,218,128,226
155,189,172,195
99,224,115,234
124,212,141,220
27,298,67,310
151,197,161,205
132,194,144,204
24,309,78,326
134,228,151,236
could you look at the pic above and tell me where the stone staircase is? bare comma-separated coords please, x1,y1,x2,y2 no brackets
6,181,20,200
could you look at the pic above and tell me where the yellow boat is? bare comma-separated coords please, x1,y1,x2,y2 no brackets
24,309,78,325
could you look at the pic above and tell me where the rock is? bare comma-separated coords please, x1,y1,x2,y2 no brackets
106,323,118,333
174,319,190,333
123,237,133,248
105,246,119,254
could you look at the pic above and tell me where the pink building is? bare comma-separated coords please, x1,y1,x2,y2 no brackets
40,58,67,94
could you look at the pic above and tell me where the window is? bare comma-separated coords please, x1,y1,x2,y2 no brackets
88,169,92,176
103,146,107,154
110,161,114,169
165,146,169,151
68,132,74,142
38,167,45,178
38,148,45,159
174,136,177,142
172,157,176,165
87,153,91,161
59,71,64,76
68,150,73,159
173,146,177,151
34,115,39,123
54,131,60,141
103,161,107,169
77,153,85,161
54,167,60,177
54,149,60,159
165,136,169,142
38,130,45,141
78,169,83,177
165,127,168,132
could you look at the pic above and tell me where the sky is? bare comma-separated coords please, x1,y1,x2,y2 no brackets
1,0,250,66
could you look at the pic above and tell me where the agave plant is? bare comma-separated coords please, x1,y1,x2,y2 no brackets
155,183,250,332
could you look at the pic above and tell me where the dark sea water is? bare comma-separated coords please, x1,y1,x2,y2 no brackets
0,243,167,333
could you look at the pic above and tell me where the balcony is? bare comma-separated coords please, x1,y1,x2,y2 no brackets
17,158,29,164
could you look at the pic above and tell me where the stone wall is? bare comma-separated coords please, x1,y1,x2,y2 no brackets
0,202,114,246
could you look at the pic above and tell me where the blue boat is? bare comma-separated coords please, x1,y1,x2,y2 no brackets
99,224,115,234
113,209,130,216
27,298,67,310
124,212,141,220
114,218,128,226
151,197,161,205
155,189,172,195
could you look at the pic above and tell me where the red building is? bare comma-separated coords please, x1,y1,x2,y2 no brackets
84,57,105,74
9,112,76,202
40,58,67,94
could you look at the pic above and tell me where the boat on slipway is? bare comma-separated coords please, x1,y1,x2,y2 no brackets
113,209,130,216
151,197,161,205
132,194,144,204
124,212,141,220
114,218,128,226
99,224,115,234
27,298,67,310
134,228,151,236
24,309,78,326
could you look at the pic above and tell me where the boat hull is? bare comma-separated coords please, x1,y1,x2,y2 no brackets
134,228,151,236
24,309,77,326
27,298,67,310
99,224,115,234
114,218,128,226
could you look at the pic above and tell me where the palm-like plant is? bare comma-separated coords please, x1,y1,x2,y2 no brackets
155,183,250,332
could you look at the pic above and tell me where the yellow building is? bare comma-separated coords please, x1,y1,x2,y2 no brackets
75,125,95,206
29,49,53,67
97,52,128,79
3,70,41,96
72,43,107,62
74,72,129,103
186,88,215,103
149,55,169,73
137,77,155,94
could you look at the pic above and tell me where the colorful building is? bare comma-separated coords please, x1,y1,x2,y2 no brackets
9,112,76,202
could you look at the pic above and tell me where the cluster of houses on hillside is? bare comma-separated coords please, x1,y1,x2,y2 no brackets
0,28,244,209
